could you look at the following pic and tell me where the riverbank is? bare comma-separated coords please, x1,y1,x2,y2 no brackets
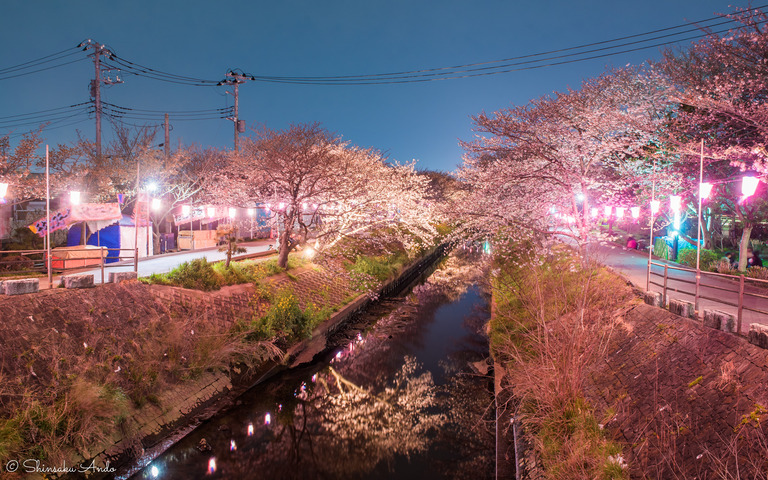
130,251,494,480
0,236,446,479
490,243,768,479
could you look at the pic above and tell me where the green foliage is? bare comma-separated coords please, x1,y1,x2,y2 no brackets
145,258,220,291
677,248,719,269
142,255,307,291
653,238,669,259
248,289,330,344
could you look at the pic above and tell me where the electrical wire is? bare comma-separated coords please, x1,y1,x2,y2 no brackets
0,47,80,74
0,56,88,81
251,19,768,85
0,106,92,128
0,102,91,120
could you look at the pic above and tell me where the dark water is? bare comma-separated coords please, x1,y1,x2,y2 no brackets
132,260,494,480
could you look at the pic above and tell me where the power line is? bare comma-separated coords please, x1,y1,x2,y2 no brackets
0,106,92,128
0,56,88,81
0,47,80,74
0,102,91,120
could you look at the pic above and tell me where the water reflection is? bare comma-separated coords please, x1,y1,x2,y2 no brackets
135,255,493,480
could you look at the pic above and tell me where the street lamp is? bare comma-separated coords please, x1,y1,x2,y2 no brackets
742,176,760,198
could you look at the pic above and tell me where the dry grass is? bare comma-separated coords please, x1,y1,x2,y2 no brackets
491,244,634,480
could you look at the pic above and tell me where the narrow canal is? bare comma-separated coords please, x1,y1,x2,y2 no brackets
133,254,494,479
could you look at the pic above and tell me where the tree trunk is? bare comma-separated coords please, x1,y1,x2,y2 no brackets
738,224,753,272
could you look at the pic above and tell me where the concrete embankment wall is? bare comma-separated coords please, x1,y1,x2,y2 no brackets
493,298,768,478
584,302,768,476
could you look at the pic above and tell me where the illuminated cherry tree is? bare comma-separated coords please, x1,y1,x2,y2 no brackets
661,7,768,267
210,123,437,268
458,68,665,256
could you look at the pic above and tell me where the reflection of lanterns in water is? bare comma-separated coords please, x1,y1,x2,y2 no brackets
278,403,283,412
207,457,216,474
311,374,317,382
357,332,363,342
264,413,271,425
247,423,254,436
150,465,159,478
335,351,342,360
230,439,237,451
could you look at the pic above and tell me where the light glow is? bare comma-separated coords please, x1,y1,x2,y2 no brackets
264,413,271,425
700,182,713,200
147,182,158,192
181,205,191,215
247,423,254,436
650,200,660,215
151,198,161,211
150,465,159,478
207,206,215,217
616,207,625,219
230,440,237,451
669,195,681,212
0,183,7,198
228,207,236,218
207,457,216,474
742,176,760,197
631,207,640,219
247,208,255,216
590,207,598,217
70,191,81,205
604,205,612,216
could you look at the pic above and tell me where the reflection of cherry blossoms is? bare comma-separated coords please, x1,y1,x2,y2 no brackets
216,358,445,479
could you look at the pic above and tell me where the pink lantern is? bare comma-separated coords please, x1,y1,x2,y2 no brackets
631,207,640,219
669,195,681,212
247,208,255,216
0,183,8,198
604,206,612,216
181,205,191,215
699,182,713,200
616,207,625,219
207,206,215,217
228,207,236,218
590,207,598,217
742,177,760,197
650,200,660,215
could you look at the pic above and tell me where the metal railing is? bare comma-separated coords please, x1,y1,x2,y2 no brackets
648,259,768,335
0,247,138,285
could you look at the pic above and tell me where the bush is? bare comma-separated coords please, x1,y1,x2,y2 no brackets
677,248,719,269
746,266,768,280
146,258,221,291
653,238,669,259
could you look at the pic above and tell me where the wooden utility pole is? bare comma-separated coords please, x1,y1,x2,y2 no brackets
218,70,254,152
80,40,121,158
164,113,170,164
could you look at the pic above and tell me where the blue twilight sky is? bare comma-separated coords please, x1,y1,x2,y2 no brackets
0,0,747,173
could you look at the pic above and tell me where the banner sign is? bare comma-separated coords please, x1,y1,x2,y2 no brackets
174,206,207,225
29,209,71,237
28,203,122,237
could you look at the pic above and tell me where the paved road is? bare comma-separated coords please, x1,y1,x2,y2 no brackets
589,243,768,333
40,239,276,289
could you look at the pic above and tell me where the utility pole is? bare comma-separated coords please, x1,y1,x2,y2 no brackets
164,113,170,164
80,40,122,158
218,70,254,152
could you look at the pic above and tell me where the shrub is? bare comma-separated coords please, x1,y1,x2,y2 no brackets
677,248,719,269
746,266,768,280
145,258,221,291
653,238,669,259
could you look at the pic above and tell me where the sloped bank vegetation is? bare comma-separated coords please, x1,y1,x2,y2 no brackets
490,242,637,479
0,229,432,474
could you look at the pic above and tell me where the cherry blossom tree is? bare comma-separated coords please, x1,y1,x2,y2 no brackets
660,7,768,267
458,68,666,257
210,123,436,268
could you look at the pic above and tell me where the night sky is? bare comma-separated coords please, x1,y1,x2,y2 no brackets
0,0,742,172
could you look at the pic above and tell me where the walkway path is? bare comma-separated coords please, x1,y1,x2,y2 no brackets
589,243,768,333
